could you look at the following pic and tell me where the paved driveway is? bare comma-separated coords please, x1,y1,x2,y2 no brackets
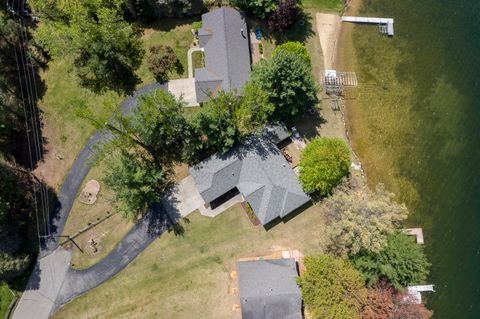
12,248,71,319
14,81,201,319
161,176,205,219
166,78,198,106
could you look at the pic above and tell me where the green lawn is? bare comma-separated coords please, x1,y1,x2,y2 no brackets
36,57,123,189
61,160,133,270
0,283,14,319
136,18,196,84
303,0,344,13
54,203,329,319
191,50,205,71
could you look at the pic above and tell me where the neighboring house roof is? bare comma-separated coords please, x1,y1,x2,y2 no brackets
195,7,251,103
189,126,310,225
237,258,302,319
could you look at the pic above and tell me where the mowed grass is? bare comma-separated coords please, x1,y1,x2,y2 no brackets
0,283,13,319
303,0,344,13
136,18,196,85
36,57,122,189
64,160,193,269
61,161,133,270
54,203,329,319
191,50,205,70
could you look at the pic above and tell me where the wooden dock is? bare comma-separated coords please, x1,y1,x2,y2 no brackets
406,285,435,304
341,16,394,36
405,228,424,244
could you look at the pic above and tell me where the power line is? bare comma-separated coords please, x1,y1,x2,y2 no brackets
8,0,42,248
16,7,52,237
8,0,51,242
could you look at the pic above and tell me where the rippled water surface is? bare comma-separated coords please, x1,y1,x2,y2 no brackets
340,0,480,317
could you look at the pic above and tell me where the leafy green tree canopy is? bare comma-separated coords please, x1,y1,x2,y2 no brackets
0,162,32,282
352,232,431,289
183,91,239,162
233,82,275,136
250,50,317,121
273,41,310,65
147,45,179,82
103,151,170,220
325,185,409,256
34,0,144,92
80,89,187,165
299,137,350,194
298,254,366,319
79,89,186,219
231,0,278,19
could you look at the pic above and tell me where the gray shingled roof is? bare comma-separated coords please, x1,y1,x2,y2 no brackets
237,258,302,319
195,7,251,102
189,129,310,225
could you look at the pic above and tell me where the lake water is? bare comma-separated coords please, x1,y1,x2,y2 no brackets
338,0,480,317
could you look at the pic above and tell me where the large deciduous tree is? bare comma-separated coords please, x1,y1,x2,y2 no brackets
79,89,187,219
250,50,317,122
299,137,351,194
325,185,409,256
352,232,431,289
297,254,366,319
231,0,278,19
361,281,433,319
268,0,299,31
182,86,276,164
182,91,239,163
233,82,275,136
103,151,170,219
34,0,144,93
272,41,310,65
147,45,180,82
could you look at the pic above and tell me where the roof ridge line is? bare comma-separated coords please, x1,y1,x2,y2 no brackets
220,7,231,91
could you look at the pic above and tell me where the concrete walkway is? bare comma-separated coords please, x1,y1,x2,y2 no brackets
187,47,204,78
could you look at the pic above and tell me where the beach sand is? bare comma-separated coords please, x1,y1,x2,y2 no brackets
315,13,342,69
312,10,365,181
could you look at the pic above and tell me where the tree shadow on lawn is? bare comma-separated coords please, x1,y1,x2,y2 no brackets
138,17,200,33
294,103,327,140
259,10,316,46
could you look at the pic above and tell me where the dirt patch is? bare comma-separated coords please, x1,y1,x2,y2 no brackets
79,180,100,205
174,163,190,181
33,124,70,189
316,12,342,70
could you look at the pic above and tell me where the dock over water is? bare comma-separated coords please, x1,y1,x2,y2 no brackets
341,16,394,36
405,227,425,244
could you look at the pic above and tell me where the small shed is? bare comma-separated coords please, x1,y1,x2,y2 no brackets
237,258,302,319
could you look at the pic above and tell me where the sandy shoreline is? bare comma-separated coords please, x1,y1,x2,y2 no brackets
315,12,342,70
314,9,365,181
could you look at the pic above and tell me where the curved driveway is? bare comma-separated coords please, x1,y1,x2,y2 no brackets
13,83,182,318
